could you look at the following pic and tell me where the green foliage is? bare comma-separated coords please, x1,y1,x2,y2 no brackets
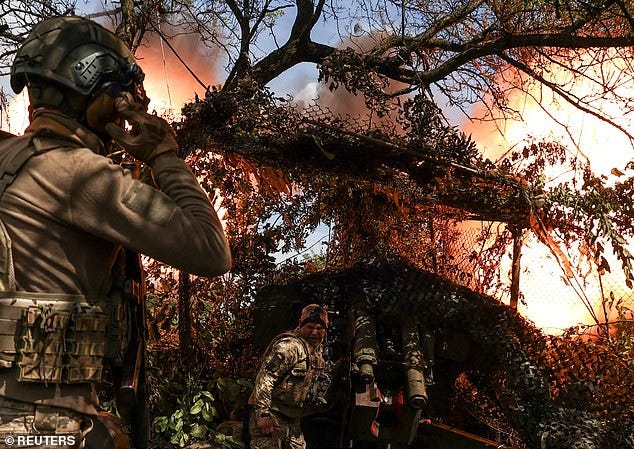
151,379,218,447
147,350,252,448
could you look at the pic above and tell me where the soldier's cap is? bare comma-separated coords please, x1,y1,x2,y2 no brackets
299,304,328,329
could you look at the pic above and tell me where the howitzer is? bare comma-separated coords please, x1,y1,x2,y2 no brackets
346,300,430,447
254,277,519,449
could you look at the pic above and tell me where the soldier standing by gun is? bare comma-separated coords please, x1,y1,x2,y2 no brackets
0,15,231,449
249,304,332,449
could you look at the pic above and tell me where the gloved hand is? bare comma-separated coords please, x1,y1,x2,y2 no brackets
105,92,177,163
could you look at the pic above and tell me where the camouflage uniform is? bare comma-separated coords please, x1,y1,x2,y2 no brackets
249,329,330,449
0,16,231,449
0,397,90,449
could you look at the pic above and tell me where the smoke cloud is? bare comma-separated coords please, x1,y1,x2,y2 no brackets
136,23,223,117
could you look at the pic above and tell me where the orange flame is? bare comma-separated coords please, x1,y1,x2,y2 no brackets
463,52,634,334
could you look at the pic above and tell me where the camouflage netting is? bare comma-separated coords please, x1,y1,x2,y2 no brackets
177,90,541,225
256,260,634,449
176,87,633,448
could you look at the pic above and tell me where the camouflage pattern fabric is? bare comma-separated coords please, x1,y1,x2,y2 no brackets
252,330,327,420
248,411,305,449
250,330,329,448
0,396,91,448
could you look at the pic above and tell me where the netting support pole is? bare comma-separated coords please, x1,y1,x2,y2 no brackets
428,218,438,273
510,225,523,310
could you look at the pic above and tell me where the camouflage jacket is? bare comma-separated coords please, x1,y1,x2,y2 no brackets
253,329,330,420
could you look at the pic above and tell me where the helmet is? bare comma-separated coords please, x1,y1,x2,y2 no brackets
299,304,329,329
11,15,146,101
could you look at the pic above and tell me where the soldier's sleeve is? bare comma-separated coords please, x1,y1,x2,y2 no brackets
68,150,231,277
253,337,302,419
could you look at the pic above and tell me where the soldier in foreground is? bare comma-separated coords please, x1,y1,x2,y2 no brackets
0,15,231,448
249,304,332,449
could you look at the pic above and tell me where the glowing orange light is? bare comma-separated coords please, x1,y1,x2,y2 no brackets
463,52,634,333
135,29,220,118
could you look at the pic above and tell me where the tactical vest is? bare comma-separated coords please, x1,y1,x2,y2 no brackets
266,332,330,418
0,133,130,384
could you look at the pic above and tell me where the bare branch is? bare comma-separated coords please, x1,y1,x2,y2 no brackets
499,52,634,142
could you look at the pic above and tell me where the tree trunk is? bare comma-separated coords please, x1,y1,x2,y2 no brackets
178,271,192,360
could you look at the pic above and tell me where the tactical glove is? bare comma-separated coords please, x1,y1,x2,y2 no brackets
105,92,177,163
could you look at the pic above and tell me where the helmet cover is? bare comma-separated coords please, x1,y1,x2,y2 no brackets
11,15,145,100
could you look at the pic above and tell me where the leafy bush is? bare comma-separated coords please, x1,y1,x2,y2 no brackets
148,351,252,448
152,387,219,447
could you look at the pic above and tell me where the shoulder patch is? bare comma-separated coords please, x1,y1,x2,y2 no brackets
122,181,176,226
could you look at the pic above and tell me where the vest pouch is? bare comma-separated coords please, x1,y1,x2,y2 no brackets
15,302,109,383
307,371,331,406
65,309,108,382
16,306,68,383
0,306,24,368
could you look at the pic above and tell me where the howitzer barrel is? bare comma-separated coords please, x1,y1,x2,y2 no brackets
401,314,428,409
352,303,378,384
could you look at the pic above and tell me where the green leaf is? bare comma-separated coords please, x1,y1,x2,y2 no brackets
190,423,209,439
201,390,215,401
190,399,204,415
170,430,185,446
218,378,240,402
152,416,168,433
220,435,246,449
236,378,253,388
201,405,217,422
179,432,189,448
217,378,231,391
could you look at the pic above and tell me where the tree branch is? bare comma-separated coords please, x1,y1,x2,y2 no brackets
371,34,634,86
499,52,634,142
224,0,252,89
250,40,335,87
